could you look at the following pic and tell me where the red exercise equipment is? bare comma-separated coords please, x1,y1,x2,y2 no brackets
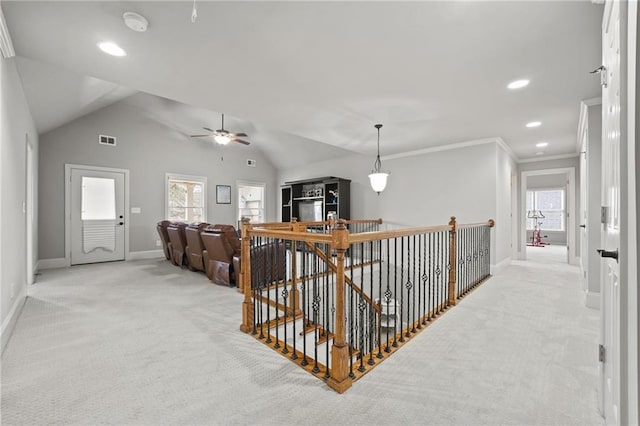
527,210,549,247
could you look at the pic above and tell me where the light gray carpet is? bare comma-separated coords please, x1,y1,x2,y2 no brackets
1,256,603,425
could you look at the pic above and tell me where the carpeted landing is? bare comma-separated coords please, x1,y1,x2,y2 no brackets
1,256,603,425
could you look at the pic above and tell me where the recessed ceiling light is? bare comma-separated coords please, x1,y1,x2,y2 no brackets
536,151,544,156
526,121,542,128
97,41,126,57
507,79,530,89
536,142,548,148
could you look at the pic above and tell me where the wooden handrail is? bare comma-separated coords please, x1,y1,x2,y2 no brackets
458,219,495,229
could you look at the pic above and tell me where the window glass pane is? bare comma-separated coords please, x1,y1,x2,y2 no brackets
536,190,563,210
82,177,115,220
238,184,265,223
167,177,205,222
539,210,563,231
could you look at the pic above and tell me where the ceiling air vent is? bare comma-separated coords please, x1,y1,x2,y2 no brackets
246,159,256,167
99,134,116,146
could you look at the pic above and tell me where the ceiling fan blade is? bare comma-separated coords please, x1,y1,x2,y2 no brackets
233,139,250,145
190,134,211,138
230,132,248,138
203,127,215,132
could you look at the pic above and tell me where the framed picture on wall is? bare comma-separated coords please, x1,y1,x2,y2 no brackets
216,185,231,204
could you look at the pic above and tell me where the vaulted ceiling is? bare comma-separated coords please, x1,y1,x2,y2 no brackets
3,1,603,165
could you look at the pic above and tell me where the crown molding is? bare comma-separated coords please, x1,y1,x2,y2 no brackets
0,6,15,58
381,137,503,161
495,137,520,163
518,153,580,164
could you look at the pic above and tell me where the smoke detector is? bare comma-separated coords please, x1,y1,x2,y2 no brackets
123,12,148,32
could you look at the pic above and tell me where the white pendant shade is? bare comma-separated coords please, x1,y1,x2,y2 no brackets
369,172,389,193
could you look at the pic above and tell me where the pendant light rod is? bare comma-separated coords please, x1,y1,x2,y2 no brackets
374,124,383,172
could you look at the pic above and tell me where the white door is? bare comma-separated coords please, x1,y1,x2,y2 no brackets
70,167,125,265
600,1,621,422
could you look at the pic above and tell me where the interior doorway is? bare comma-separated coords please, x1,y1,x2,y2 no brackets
520,167,576,265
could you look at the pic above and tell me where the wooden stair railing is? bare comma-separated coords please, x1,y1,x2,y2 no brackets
240,216,495,393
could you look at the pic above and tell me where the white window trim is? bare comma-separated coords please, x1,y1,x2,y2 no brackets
165,173,207,222
236,180,266,224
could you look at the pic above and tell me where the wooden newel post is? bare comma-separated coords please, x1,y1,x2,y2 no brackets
327,219,353,393
240,217,254,333
448,216,457,307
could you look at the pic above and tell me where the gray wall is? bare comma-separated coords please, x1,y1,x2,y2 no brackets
1,56,39,351
39,101,278,259
280,142,512,266
278,152,380,221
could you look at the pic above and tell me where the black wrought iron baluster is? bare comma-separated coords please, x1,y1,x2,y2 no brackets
421,233,428,325
417,234,422,330
359,242,365,358
368,241,375,365
384,238,392,352
323,244,330,379
312,244,320,374
301,242,308,366
357,295,366,373
398,237,405,343
486,226,491,278
377,238,383,359
427,233,433,321
258,236,265,339
251,237,258,335
274,239,282,349
405,235,413,337
281,240,290,354
411,235,417,333
392,238,398,346
349,243,355,378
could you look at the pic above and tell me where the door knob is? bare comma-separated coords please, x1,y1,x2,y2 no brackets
119,222,124,226
597,248,618,262
580,224,586,228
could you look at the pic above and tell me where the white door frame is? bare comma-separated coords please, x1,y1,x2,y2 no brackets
520,167,576,264
622,0,638,422
25,134,35,285
64,164,130,267
511,173,519,260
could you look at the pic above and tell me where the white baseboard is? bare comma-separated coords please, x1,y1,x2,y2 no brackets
490,257,511,275
585,290,600,310
1,286,27,355
128,250,164,260
37,257,68,270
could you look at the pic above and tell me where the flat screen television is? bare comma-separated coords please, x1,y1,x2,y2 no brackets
298,200,323,222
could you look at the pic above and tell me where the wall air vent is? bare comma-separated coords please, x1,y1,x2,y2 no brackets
99,135,116,146
247,159,256,167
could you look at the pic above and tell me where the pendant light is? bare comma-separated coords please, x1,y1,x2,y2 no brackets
368,124,389,194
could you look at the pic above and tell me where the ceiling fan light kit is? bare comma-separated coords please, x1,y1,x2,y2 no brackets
190,113,251,146
368,123,389,195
